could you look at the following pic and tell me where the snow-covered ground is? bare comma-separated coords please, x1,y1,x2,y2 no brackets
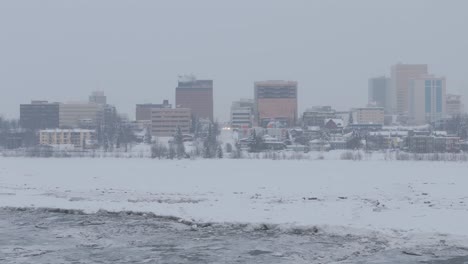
1,158,468,247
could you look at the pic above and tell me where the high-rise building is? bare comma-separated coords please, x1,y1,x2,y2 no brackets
136,100,172,121
59,102,104,129
254,80,298,127
390,64,428,115
20,101,60,130
446,94,464,117
175,76,213,121
230,99,255,129
368,76,391,113
151,107,191,137
89,91,107,105
408,75,446,125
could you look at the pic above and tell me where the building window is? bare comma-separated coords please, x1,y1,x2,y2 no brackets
425,85,432,113
436,86,442,113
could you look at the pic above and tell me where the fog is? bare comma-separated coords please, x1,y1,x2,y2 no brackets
0,0,467,121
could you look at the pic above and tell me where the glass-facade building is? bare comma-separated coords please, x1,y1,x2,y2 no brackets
409,76,446,125
368,76,390,113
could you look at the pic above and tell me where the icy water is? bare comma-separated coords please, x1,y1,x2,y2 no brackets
1,208,468,264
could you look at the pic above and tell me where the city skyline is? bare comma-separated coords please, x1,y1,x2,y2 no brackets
1,1,468,121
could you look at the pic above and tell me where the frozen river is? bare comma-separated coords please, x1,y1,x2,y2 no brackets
1,207,468,264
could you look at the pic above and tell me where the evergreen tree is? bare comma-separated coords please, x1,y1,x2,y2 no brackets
144,128,152,144
348,112,354,125
217,145,223,159
203,123,219,158
249,130,265,152
174,126,185,158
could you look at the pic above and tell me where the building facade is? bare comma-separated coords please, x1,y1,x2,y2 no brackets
302,106,337,127
230,99,255,129
408,75,446,125
254,80,298,128
20,101,60,130
407,134,460,153
352,107,385,125
136,100,172,121
39,129,95,149
89,91,107,105
175,76,213,121
59,103,104,129
390,64,428,115
446,94,464,117
368,76,391,113
151,108,191,137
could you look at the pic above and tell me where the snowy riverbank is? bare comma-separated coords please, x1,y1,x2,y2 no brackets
1,158,468,244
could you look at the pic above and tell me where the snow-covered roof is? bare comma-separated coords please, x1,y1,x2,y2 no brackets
382,124,431,131
307,126,321,131
433,131,448,136
368,131,408,137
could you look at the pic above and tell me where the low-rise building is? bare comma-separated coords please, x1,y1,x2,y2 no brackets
407,133,461,153
352,107,385,125
302,106,337,127
136,100,171,121
39,129,96,149
151,107,191,137
446,94,464,117
324,118,344,131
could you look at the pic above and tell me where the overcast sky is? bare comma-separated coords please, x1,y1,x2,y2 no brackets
1,0,467,121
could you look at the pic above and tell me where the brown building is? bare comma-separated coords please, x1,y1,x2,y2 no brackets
136,100,171,121
151,107,191,137
254,80,298,127
175,76,213,121
390,64,428,115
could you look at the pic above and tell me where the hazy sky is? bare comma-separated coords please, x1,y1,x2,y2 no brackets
1,0,467,121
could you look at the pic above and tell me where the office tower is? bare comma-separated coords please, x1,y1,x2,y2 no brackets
176,75,213,121
20,101,60,130
368,76,391,113
59,102,104,129
254,80,298,127
390,64,428,114
408,75,446,125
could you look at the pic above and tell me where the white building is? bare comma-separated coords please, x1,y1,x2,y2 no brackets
230,99,255,129
446,94,464,117
408,75,446,125
39,129,96,149
351,107,385,125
